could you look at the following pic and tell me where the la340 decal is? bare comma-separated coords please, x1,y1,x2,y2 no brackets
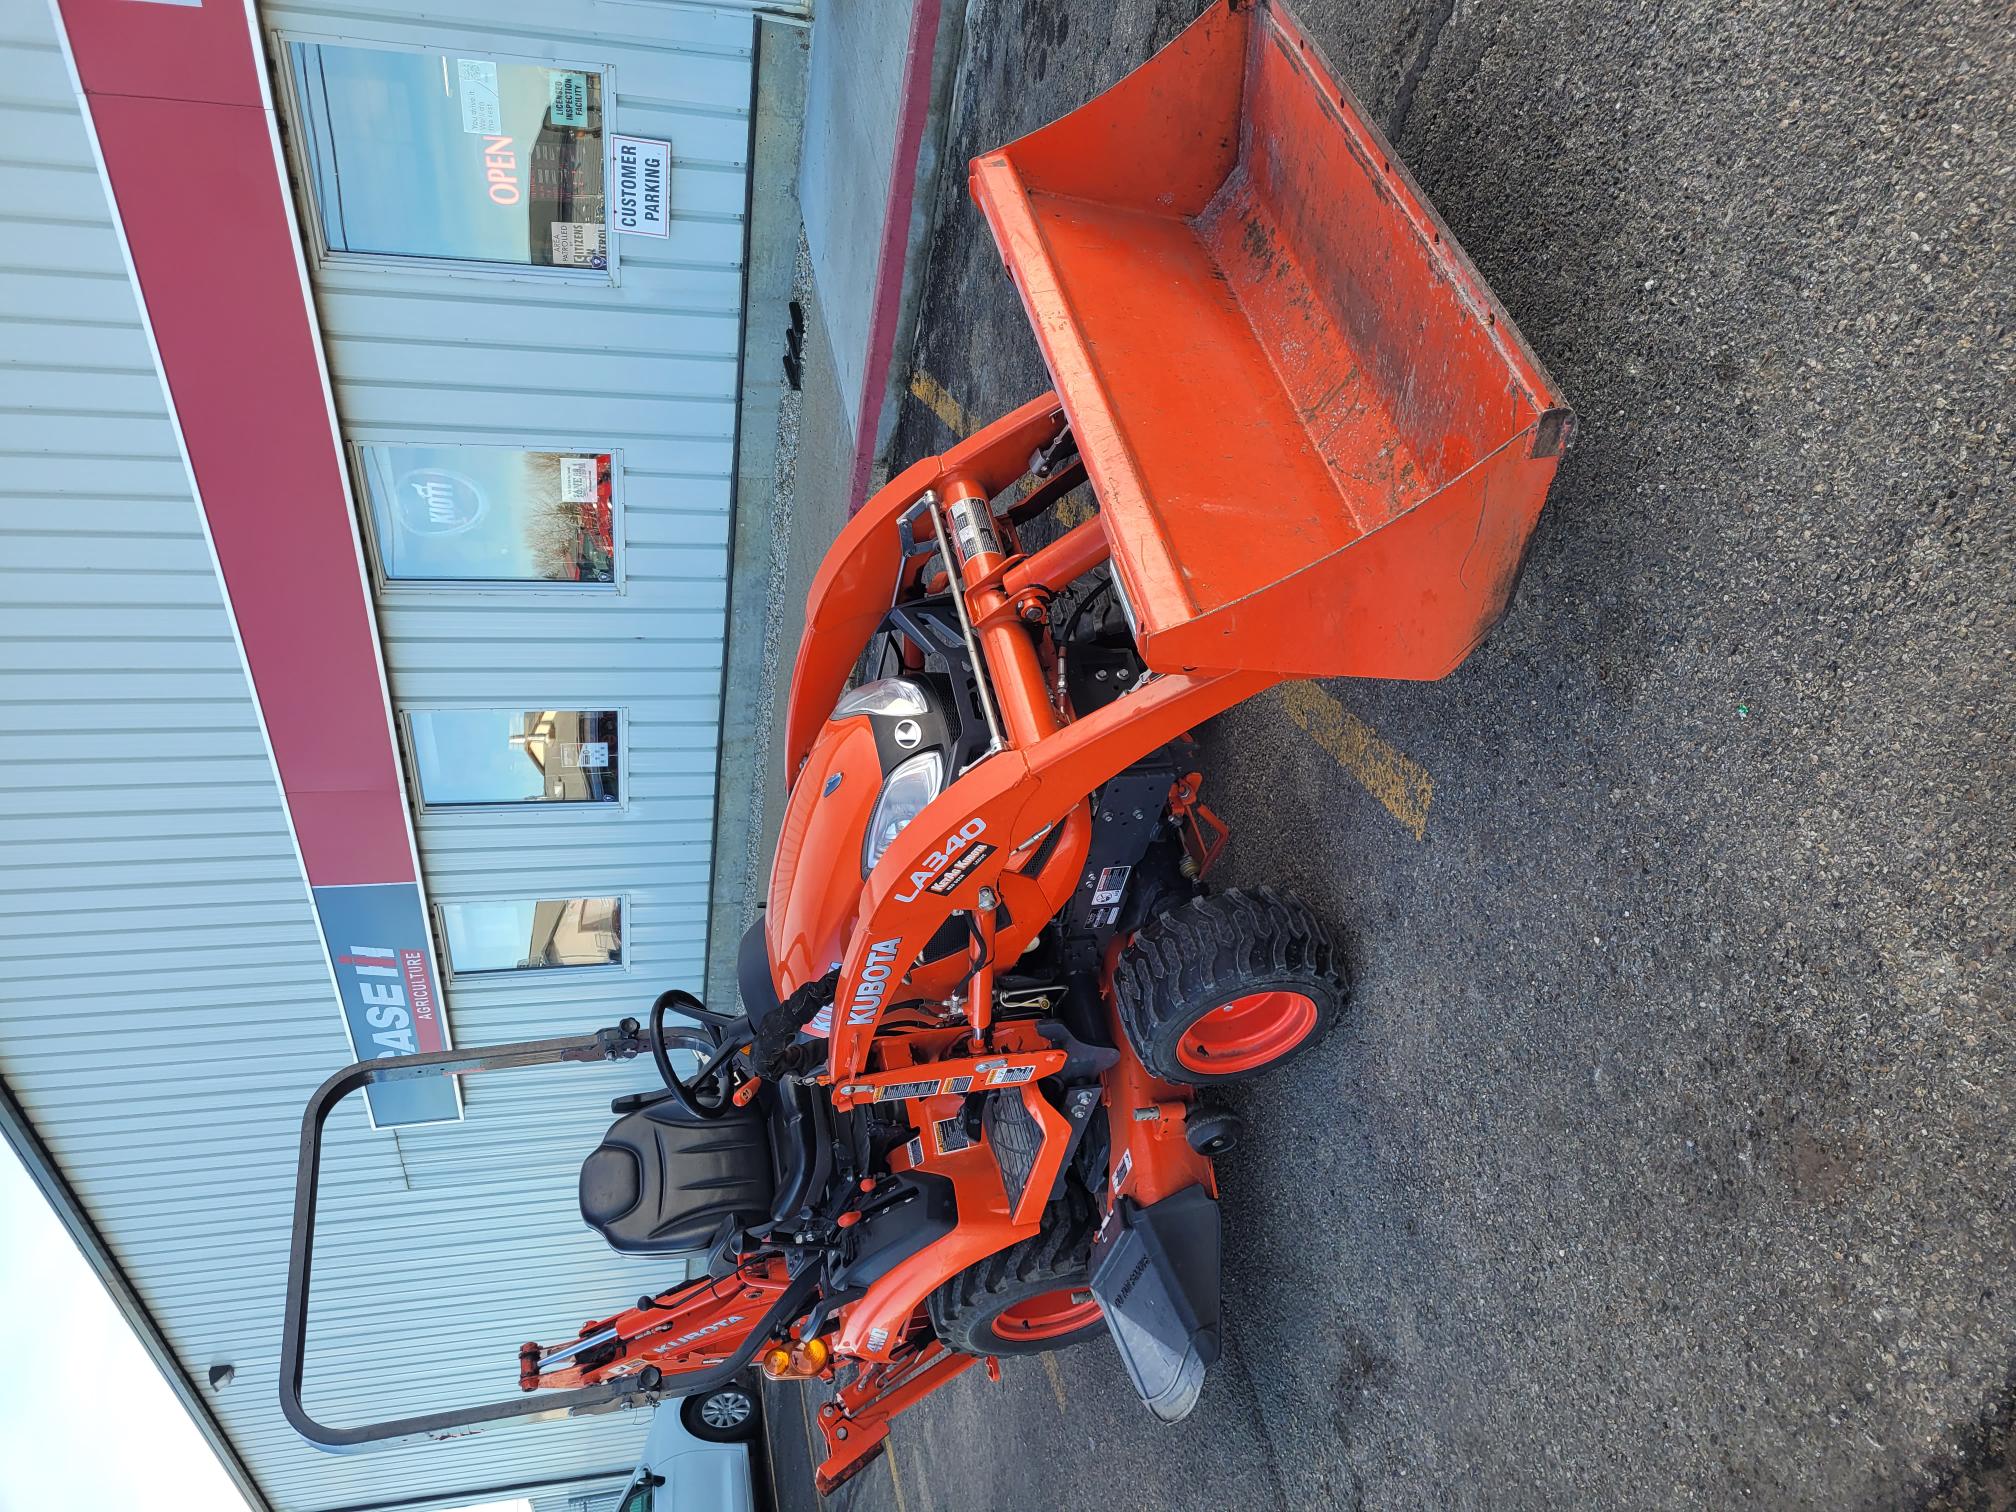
891,816,989,903
846,817,993,1029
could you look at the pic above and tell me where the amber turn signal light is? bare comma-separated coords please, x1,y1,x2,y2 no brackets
761,1336,831,1379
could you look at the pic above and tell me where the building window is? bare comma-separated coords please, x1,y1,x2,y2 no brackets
407,709,621,807
439,897,624,975
284,41,611,271
355,443,617,585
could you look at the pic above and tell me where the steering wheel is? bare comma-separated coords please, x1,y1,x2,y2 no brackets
650,989,742,1121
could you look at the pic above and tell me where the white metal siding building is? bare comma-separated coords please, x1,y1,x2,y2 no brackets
0,0,800,1507
291,0,750,1116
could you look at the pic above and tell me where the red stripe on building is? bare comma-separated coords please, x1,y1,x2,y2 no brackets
58,0,415,890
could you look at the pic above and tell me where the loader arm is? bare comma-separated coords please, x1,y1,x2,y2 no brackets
782,393,1068,778
825,666,1272,1098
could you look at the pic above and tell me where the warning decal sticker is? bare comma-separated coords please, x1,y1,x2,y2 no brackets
1091,864,1131,908
878,1078,945,1102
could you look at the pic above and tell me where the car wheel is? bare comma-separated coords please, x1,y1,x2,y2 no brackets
679,1381,760,1443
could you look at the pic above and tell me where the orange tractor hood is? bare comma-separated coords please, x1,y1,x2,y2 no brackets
765,714,882,1001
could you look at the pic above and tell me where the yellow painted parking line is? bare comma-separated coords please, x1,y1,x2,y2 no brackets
1276,681,1434,840
885,1428,911,1512
1041,1352,1069,1412
909,369,974,437
909,368,1097,532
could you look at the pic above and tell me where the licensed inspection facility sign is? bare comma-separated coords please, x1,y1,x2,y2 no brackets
611,134,671,236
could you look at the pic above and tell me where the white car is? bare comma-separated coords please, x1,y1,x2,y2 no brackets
613,1379,762,1512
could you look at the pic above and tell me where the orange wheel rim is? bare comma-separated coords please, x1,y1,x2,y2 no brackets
1175,990,1318,1074
993,1287,1102,1342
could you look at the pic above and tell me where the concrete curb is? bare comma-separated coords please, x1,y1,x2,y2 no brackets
701,21,809,1009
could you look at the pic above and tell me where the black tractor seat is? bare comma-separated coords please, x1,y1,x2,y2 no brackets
580,1073,833,1255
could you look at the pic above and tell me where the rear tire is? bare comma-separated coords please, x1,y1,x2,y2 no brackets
678,1378,760,1443
928,1182,1105,1356
1116,888,1347,1085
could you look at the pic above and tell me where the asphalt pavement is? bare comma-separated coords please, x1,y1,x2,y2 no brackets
772,1,2013,1507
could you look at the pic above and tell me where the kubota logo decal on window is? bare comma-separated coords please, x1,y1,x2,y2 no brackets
892,817,988,903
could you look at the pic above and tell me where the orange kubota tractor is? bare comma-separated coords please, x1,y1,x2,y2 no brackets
282,0,1572,1493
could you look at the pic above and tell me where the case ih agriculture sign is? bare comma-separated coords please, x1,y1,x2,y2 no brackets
315,883,457,1127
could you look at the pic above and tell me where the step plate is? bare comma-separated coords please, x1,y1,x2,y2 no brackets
1089,1185,1223,1423
983,1090,1043,1211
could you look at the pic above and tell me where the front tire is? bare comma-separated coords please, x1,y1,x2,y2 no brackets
1116,888,1347,1085
928,1182,1106,1356
678,1379,760,1443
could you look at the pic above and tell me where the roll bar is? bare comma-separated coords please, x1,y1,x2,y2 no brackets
279,1022,816,1453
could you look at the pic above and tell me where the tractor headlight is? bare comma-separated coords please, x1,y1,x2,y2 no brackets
862,750,944,875
834,677,932,719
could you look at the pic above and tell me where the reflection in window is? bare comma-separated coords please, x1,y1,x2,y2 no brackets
357,444,615,584
287,43,608,268
409,709,620,806
441,897,624,974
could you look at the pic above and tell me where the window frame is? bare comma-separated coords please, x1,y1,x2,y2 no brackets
435,893,631,979
347,438,628,595
271,30,623,287
398,704,631,814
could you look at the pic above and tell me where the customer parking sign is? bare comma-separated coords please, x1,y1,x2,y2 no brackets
611,135,671,236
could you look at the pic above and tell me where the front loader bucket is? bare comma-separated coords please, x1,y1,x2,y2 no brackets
971,0,1573,681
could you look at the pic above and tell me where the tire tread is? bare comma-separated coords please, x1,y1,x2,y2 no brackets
1114,887,1347,1084
928,1181,1100,1354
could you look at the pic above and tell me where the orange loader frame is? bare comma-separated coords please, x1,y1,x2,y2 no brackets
776,394,1251,1380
